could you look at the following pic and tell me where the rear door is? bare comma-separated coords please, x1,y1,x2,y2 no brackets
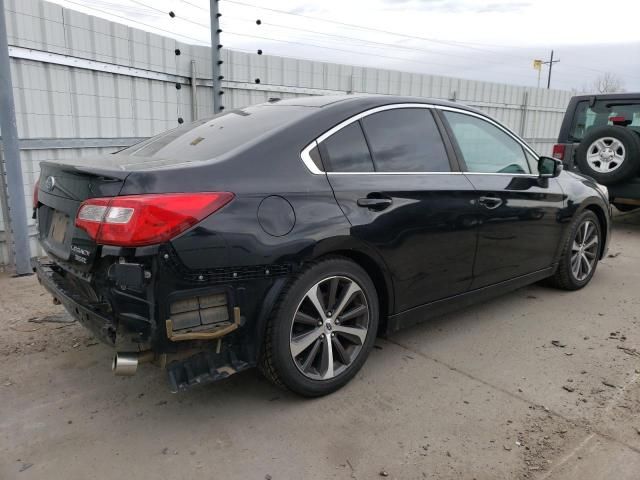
439,109,565,289
321,106,478,313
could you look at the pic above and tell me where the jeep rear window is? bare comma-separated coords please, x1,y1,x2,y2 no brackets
570,100,640,141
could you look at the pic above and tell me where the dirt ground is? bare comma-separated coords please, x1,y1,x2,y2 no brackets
1,211,640,480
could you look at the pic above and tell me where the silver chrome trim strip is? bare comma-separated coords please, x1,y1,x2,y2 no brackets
327,171,463,175
299,102,540,175
300,140,323,174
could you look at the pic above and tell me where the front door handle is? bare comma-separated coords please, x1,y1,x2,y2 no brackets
478,195,503,209
357,197,393,210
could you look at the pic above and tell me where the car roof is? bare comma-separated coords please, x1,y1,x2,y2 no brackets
268,94,478,112
569,92,640,102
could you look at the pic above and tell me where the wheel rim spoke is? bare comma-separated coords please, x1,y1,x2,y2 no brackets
331,336,350,365
301,338,322,372
333,281,361,318
290,275,369,380
291,327,323,357
339,304,368,322
570,220,599,281
295,311,320,326
327,277,338,312
334,324,367,345
319,334,334,379
306,284,327,320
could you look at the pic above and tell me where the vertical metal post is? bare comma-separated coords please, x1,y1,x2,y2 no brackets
209,0,222,114
519,91,529,136
547,50,554,89
190,59,198,121
0,0,31,275
0,148,15,269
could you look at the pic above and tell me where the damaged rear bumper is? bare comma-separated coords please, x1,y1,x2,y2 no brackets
32,256,279,392
33,259,117,345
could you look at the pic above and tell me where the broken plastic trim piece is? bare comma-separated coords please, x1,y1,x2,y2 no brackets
165,306,241,341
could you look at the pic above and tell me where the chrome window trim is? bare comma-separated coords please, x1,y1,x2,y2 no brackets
300,140,323,175
299,102,541,176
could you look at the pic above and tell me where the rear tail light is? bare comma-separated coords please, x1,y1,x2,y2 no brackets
552,144,565,161
76,192,234,247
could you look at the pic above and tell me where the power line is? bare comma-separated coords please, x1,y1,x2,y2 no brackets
221,0,539,59
222,15,537,71
222,30,553,81
220,0,640,81
60,0,208,44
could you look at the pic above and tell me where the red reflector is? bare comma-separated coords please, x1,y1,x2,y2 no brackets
552,144,565,161
609,116,626,123
76,192,234,247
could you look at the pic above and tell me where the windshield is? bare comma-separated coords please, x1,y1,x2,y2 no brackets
570,100,640,141
118,104,313,163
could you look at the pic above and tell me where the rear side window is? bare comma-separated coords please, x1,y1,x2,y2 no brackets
321,122,374,172
443,111,530,174
361,108,450,172
570,100,640,141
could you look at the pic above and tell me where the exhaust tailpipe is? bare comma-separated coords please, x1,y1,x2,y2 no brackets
112,351,154,376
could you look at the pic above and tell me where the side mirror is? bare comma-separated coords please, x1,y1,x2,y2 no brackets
538,156,563,178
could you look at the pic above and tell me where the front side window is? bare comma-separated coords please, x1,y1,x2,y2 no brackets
320,122,374,172
360,108,450,172
443,111,530,174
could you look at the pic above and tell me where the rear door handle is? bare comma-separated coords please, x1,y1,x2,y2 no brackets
357,197,393,210
478,195,503,209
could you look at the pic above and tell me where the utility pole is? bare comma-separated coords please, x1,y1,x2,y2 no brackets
545,50,560,89
0,0,31,275
209,0,223,114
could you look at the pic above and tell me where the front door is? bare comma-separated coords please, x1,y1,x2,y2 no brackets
439,109,565,289
320,106,478,313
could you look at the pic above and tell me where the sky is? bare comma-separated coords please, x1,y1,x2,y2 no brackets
49,0,640,92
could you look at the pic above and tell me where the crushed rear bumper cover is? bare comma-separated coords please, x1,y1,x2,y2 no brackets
32,256,256,392
32,258,116,345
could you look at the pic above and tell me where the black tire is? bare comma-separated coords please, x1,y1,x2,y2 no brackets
575,126,640,185
548,210,602,291
259,257,379,397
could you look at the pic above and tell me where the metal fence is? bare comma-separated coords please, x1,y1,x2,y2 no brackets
0,0,575,267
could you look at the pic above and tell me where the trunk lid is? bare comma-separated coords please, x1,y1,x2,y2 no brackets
36,159,129,271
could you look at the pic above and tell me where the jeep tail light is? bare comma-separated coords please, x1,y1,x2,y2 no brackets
552,144,565,161
76,192,234,247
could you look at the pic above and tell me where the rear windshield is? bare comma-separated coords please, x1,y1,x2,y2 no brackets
119,104,312,164
570,100,640,141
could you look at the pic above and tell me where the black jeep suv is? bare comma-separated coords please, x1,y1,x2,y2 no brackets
554,93,640,211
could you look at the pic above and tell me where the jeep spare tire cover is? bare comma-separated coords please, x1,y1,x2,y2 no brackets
575,125,640,185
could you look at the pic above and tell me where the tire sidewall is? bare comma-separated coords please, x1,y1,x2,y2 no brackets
561,211,602,289
270,258,379,396
575,126,640,185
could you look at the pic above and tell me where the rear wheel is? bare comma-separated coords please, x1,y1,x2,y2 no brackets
260,258,379,397
548,210,601,290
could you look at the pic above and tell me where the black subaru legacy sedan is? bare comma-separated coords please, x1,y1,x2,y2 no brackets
33,95,611,397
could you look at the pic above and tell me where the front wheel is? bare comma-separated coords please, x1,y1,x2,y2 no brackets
259,258,379,397
548,210,602,290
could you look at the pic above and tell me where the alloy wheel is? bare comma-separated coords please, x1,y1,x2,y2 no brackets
570,220,599,281
586,137,626,173
289,276,369,380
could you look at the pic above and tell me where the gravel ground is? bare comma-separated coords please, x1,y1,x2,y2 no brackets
1,210,639,480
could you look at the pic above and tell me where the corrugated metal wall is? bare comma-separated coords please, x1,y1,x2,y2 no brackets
0,0,574,266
